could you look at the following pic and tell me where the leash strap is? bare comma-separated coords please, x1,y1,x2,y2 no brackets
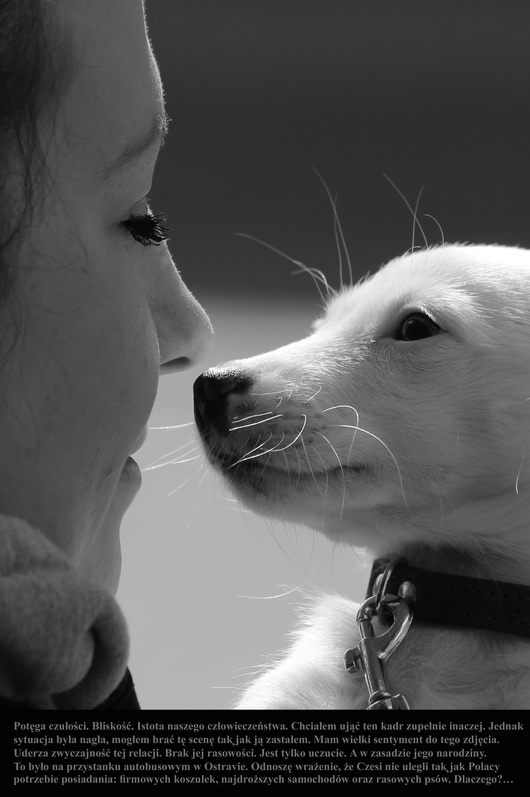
369,558,530,638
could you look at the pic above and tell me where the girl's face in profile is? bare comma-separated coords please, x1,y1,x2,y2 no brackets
0,0,213,592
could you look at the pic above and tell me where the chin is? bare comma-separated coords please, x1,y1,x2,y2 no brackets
220,458,392,545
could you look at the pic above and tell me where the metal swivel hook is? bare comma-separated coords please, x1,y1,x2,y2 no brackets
344,559,416,710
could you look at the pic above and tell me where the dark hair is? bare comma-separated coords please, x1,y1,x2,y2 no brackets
0,0,69,306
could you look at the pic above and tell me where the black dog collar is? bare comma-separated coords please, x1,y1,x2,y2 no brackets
368,558,530,639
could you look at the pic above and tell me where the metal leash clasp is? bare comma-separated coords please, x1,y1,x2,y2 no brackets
344,558,415,710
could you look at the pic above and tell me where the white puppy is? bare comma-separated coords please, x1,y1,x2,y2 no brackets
194,244,530,709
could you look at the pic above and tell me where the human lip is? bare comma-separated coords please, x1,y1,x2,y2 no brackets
119,428,147,487
121,455,142,489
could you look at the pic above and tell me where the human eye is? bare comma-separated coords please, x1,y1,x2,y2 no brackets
121,209,170,247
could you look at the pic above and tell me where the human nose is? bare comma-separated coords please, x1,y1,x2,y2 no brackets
151,250,214,373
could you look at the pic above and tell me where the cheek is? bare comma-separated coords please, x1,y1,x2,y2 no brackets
365,358,494,487
342,357,452,472
11,181,162,474
94,299,160,438
38,262,161,468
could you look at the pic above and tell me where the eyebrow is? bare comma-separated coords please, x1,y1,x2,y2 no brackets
102,110,170,179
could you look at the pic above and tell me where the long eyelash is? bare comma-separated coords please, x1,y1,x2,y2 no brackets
123,211,170,247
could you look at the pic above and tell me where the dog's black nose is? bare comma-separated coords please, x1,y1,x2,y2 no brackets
193,369,251,437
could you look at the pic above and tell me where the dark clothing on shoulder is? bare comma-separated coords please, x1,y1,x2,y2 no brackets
0,670,140,710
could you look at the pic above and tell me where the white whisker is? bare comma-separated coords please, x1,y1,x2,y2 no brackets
330,423,408,508
322,404,359,414
312,167,353,287
167,462,204,495
145,440,198,469
304,385,323,403
300,434,321,494
148,421,195,430
234,432,274,462
281,414,307,450
250,388,293,396
424,213,445,245
322,404,360,463
232,411,275,423
231,434,285,465
229,414,283,431
311,444,330,525
314,431,346,520
142,454,201,472
515,444,525,496
236,586,303,600
231,415,307,466
235,231,333,303
383,173,428,251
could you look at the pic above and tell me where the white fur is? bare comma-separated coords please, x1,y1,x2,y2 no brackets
198,244,530,709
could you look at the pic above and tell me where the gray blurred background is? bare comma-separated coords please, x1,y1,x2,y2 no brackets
146,0,530,299
117,0,530,709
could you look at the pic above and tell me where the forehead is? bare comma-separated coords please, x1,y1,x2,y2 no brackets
52,0,163,175
318,245,525,343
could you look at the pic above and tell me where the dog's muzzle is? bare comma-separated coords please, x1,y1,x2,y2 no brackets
193,368,252,438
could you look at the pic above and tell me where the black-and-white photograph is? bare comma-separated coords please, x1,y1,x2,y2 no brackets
119,0,530,713
1,2,529,781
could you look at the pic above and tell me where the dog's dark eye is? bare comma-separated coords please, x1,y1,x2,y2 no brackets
396,313,442,341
